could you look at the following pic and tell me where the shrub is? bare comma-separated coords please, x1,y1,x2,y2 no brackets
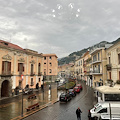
116,80,120,84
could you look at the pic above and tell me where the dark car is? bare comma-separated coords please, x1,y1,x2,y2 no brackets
68,89,76,97
59,93,72,102
76,84,82,90
73,86,80,93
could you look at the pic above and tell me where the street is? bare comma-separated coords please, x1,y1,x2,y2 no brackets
23,81,97,120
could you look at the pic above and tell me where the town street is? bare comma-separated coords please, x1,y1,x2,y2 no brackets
23,81,97,120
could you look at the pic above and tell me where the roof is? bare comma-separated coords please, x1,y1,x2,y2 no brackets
95,85,120,94
0,40,24,51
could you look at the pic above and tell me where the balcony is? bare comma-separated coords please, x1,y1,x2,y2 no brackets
91,59,102,65
90,69,102,75
106,64,112,71
38,72,42,76
1,71,13,77
30,72,35,76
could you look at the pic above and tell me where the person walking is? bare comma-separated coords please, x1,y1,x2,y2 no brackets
76,107,82,120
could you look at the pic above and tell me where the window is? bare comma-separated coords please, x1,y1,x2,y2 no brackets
31,64,34,74
98,65,100,73
44,69,46,74
49,62,52,66
44,57,46,60
49,76,52,80
39,78,40,82
49,56,52,60
98,53,100,61
31,78,34,85
93,55,97,62
18,63,24,72
38,63,41,74
81,60,82,65
2,61,11,74
49,69,52,73
109,72,111,79
118,54,120,64
109,57,111,64
98,108,107,113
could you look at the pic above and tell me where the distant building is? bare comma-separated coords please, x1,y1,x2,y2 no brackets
42,54,58,82
0,40,43,99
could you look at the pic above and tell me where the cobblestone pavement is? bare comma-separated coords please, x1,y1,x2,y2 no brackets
23,81,97,120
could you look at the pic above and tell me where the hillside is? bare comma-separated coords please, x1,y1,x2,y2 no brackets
58,37,120,65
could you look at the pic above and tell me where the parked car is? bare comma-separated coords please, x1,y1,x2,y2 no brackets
73,86,80,93
76,84,82,90
23,88,33,95
68,89,76,97
59,93,72,102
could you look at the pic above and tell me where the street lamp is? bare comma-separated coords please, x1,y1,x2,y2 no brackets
21,74,24,117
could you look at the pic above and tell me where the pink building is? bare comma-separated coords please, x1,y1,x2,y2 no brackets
42,54,58,82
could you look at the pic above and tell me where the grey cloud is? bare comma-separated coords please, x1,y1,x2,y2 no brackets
0,0,120,58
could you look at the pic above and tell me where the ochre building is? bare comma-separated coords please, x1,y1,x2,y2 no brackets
0,40,43,99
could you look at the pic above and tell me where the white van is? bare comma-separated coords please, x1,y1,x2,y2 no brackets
90,102,120,119
100,114,120,120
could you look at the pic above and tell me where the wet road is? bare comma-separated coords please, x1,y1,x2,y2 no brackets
23,81,97,120
0,84,58,120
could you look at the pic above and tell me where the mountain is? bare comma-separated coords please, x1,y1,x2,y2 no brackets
58,38,120,66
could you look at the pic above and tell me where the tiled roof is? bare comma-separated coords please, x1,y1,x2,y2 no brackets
0,40,24,51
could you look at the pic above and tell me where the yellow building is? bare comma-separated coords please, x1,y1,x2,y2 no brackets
75,56,84,80
82,51,92,86
90,47,107,87
0,40,43,99
106,41,120,83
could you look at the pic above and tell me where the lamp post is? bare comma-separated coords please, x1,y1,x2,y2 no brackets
21,75,24,117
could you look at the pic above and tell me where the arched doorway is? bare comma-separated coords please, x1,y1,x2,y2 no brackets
1,80,10,97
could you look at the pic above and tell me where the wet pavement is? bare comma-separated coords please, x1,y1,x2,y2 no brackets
0,84,60,120
23,81,97,120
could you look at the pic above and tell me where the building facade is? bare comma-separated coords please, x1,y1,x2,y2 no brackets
106,41,120,83
0,40,43,99
90,48,107,87
42,54,58,82
75,56,84,80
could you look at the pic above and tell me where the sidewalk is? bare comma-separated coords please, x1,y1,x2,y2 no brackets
0,84,59,120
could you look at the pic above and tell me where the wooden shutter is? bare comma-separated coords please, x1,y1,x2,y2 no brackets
23,64,24,72
8,62,11,72
2,61,4,72
18,63,20,71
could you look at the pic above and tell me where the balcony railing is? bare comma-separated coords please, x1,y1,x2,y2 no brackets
38,72,42,76
91,59,101,64
1,71,13,76
90,69,102,74
30,72,35,76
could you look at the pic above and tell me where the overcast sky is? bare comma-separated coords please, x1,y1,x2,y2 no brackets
0,0,120,58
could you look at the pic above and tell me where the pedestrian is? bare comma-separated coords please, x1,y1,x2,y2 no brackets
76,107,82,120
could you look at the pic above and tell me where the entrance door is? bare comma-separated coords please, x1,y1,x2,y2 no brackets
1,80,9,97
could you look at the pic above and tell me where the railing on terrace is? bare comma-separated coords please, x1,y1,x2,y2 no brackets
1,71,13,76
